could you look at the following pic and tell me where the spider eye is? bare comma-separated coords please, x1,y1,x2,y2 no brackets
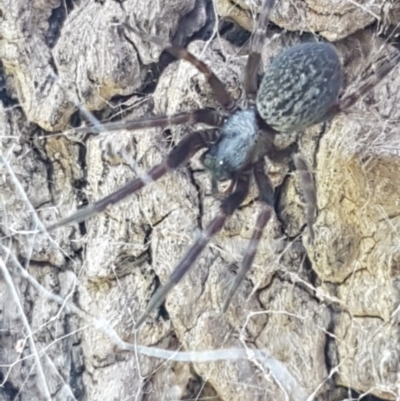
219,160,224,165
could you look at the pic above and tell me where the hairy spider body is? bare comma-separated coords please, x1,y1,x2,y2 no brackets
257,43,342,132
48,0,400,328
202,109,264,181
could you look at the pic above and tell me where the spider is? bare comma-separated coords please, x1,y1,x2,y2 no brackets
48,0,400,329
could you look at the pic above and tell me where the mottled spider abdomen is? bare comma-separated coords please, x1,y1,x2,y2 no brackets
257,43,342,132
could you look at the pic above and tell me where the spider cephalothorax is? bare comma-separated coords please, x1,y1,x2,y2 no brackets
202,109,261,182
47,0,400,328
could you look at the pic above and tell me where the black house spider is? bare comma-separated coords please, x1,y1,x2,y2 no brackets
48,0,400,328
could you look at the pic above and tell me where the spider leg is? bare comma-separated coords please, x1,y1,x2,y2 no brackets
74,109,225,134
135,171,251,329
222,160,274,312
323,50,400,120
293,154,316,241
122,21,237,113
47,129,219,230
264,141,296,164
244,0,276,101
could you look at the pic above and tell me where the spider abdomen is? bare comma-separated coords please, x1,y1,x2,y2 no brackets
257,43,342,133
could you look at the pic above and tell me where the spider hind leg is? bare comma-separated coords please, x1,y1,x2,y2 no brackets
322,50,400,121
223,160,274,312
293,154,316,241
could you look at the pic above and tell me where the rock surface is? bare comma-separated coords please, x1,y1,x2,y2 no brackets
1,1,400,400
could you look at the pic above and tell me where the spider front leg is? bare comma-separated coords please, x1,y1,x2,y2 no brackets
222,160,274,312
135,171,251,329
74,108,224,134
47,129,219,230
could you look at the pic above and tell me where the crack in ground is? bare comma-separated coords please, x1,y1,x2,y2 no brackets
186,165,205,230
